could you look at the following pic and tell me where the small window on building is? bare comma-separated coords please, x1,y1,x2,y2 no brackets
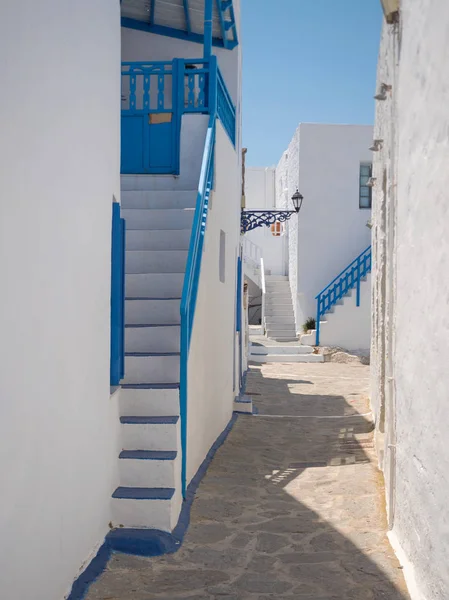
270,221,284,237
219,230,226,283
359,163,373,209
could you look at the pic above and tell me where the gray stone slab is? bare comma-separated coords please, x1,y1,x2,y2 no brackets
85,362,409,600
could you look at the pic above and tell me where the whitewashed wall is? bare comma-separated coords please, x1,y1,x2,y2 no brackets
186,121,241,483
276,144,299,325
0,2,121,600
276,124,373,332
244,167,286,276
371,3,449,599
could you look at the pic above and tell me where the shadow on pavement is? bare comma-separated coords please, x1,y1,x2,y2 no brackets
85,364,409,600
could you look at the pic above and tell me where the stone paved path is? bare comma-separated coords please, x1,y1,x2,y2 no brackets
86,362,410,600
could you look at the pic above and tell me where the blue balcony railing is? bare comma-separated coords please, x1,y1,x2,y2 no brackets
315,246,372,346
121,58,235,142
217,67,236,145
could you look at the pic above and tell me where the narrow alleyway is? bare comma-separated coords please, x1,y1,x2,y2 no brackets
86,363,409,600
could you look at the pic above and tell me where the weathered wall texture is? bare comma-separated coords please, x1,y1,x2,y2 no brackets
371,3,449,599
276,124,373,333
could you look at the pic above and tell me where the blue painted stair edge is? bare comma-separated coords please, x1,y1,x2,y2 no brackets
67,411,238,600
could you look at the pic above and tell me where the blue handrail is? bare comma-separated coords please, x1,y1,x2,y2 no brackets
121,58,235,144
217,66,236,145
315,246,372,346
177,55,235,496
179,115,216,496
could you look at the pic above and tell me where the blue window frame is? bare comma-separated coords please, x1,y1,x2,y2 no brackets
359,163,373,209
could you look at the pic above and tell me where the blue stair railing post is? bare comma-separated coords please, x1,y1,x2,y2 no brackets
314,246,372,347
180,120,216,497
179,55,236,497
356,255,361,307
208,55,218,115
316,294,322,347
203,0,213,60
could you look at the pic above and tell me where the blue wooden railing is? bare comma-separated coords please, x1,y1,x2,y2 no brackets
121,58,235,176
180,117,216,495
315,246,372,346
179,55,237,495
217,67,236,145
121,58,236,135
121,59,210,114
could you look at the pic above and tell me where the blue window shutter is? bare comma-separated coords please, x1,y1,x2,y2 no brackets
236,256,242,333
111,202,126,386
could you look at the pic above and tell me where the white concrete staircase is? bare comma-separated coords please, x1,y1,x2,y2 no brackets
264,275,297,341
111,180,197,532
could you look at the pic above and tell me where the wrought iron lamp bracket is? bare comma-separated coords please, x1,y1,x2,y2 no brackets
240,210,296,234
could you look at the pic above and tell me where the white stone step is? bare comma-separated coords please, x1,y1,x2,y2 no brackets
265,283,290,290
125,250,187,274
266,328,297,339
265,298,293,306
119,386,180,417
123,208,194,230
124,353,180,384
125,298,180,325
300,323,326,346
249,325,263,335
121,190,197,210
125,325,180,353
265,288,290,294
118,450,180,488
111,486,182,532
250,353,324,363
265,324,296,332
126,229,191,251
265,292,291,299
120,415,179,450
233,395,253,413
300,331,315,345
126,273,184,299
264,316,296,325
265,275,288,281
264,307,293,316
250,344,313,355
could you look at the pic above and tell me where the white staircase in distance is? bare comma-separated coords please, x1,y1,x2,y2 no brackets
264,275,297,341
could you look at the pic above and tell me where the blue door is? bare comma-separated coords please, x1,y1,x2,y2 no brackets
121,61,179,175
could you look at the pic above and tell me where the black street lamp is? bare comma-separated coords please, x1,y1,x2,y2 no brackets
241,189,304,234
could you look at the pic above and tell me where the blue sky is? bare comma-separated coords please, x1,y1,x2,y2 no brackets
241,0,383,166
